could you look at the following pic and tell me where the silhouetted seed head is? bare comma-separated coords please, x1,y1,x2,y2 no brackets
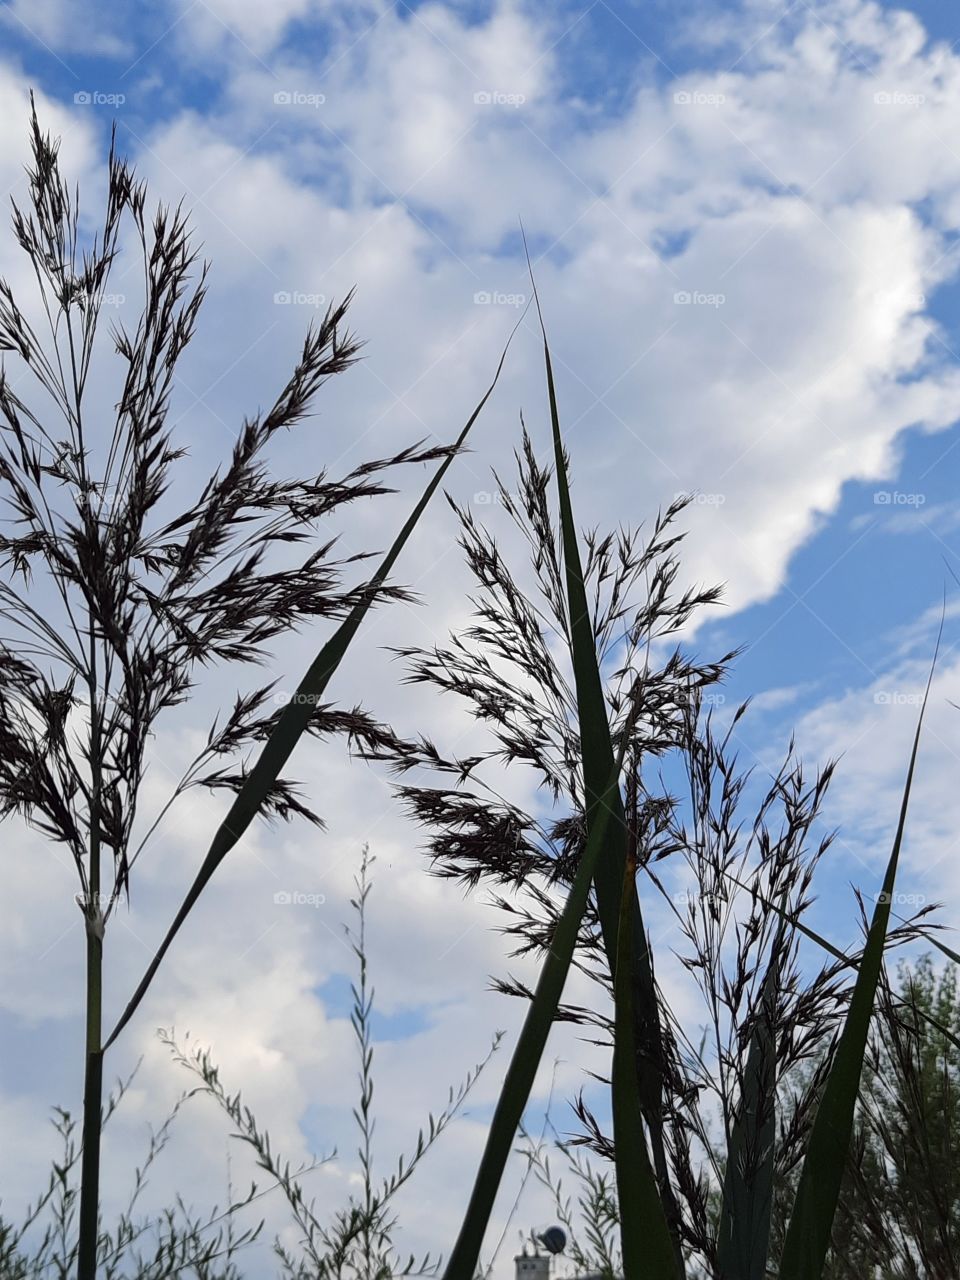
0,102,457,928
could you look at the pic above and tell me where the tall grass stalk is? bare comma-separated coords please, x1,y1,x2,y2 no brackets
764,954,960,1277
0,106,513,1280
527,258,680,1279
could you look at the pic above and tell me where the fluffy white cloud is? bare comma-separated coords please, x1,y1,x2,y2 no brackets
172,0,341,58
102,0,960,619
0,0,133,57
787,600,960,916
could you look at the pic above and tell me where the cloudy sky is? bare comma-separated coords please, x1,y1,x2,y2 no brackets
3,0,960,1274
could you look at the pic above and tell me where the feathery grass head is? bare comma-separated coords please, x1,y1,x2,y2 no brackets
358,422,730,890
0,100,452,927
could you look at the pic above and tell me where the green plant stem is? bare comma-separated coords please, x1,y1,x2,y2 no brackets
78,625,104,1280
77,935,103,1280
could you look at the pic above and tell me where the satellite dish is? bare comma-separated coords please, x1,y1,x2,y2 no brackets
536,1226,567,1256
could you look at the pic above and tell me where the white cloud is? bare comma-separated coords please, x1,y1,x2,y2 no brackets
102,0,960,621
0,0,133,57
777,607,960,938
171,0,322,58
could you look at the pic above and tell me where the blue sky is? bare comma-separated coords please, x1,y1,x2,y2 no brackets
4,0,960,1274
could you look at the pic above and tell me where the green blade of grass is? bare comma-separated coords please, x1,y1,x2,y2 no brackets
525,238,681,1279
441,751,626,1280
908,930,960,967
779,627,940,1280
613,835,680,1279
721,872,960,1058
104,321,523,1052
716,940,778,1280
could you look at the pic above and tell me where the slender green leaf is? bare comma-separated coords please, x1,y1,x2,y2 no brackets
716,936,778,1280
524,238,681,1279
779,626,940,1280
441,750,625,1280
613,835,679,1279
721,872,960,1060
914,930,960,967
104,319,524,1051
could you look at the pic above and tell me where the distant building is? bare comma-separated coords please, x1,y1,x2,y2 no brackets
513,1230,621,1280
514,1250,552,1280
